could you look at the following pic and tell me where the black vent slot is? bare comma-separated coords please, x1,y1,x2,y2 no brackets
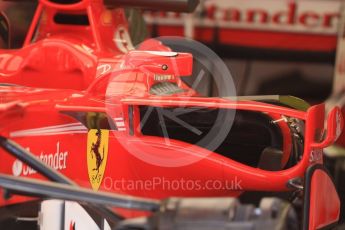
54,13,89,25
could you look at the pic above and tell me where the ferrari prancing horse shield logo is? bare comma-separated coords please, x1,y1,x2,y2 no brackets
87,129,109,191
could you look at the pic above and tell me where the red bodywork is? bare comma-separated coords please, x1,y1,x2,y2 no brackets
308,169,340,229
0,0,342,228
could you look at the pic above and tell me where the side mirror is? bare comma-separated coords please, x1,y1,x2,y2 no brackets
0,11,10,48
311,106,344,148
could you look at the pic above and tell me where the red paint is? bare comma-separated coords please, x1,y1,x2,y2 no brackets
309,170,340,230
0,0,341,224
299,12,321,28
70,221,75,230
217,29,336,51
150,25,337,51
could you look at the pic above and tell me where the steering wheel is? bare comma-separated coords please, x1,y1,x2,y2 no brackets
39,0,87,10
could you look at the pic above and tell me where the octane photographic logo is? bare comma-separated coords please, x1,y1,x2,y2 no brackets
106,36,236,167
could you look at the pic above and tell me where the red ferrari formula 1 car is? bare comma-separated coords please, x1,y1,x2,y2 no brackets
0,0,343,229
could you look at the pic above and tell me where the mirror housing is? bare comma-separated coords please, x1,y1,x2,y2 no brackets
311,106,343,148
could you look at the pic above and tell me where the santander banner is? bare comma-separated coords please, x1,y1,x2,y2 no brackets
144,0,342,52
